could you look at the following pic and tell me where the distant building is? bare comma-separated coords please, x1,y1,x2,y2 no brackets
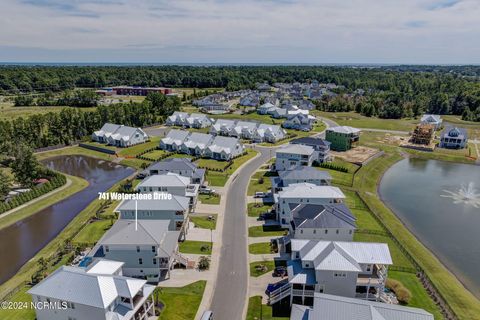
325,126,361,151
257,102,277,115
420,114,443,130
290,293,434,320
440,126,468,149
92,123,148,147
111,86,172,96
253,124,286,143
290,137,331,163
275,144,315,171
28,264,156,320
165,111,189,127
159,129,190,152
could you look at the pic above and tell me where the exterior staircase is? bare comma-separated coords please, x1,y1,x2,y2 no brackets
268,283,291,305
173,251,193,268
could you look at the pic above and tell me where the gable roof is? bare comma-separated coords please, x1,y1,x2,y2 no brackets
421,114,442,123
291,240,392,272
147,157,197,172
28,266,148,309
136,173,190,189
292,293,433,320
208,136,242,154
98,219,173,246
161,129,190,145
279,183,345,199
183,132,214,149
278,167,332,181
291,203,356,229
290,137,331,147
327,126,361,134
276,144,315,156
116,194,189,212
441,126,467,139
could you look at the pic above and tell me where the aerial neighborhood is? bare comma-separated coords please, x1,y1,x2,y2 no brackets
2,76,477,320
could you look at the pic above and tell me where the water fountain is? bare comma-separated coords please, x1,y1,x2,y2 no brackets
441,182,480,208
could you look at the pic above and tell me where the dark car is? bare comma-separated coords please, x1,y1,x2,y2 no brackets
273,266,287,277
266,280,289,295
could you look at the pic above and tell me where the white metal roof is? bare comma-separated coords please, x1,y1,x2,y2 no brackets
86,260,124,275
279,183,345,199
276,144,315,156
327,126,361,134
136,173,190,189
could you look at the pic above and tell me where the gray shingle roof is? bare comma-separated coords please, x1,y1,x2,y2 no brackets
276,144,315,155
441,126,467,140
291,203,357,229
290,137,331,147
147,157,197,171
278,167,332,181
116,194,189,212
98,219,176,246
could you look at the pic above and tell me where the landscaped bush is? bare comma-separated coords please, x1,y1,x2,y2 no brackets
316,162,349,172
386,278,412,304
198,256,210,270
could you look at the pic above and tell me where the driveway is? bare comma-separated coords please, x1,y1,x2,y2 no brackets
209,145,278,320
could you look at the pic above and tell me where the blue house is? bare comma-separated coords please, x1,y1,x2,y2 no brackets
439,127,468,149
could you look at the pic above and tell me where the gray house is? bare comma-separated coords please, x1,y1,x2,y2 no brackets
205,136,245,160
289,203,357,240
185,113,213,128
290,293,434,320
440,126,468,149
253,124,286,143
145,158,205,184
275,144,315,171
165,111,189,126
95,219,183,282
268,240,392,306
180,132,214,156
210,119,237,136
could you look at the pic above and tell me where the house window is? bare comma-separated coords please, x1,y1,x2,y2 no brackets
305,263,310,267
336,229,339,234
349,230,353,234
334,272,347,278
295,252,300,259
105,246,109,252
325,229,328,234
313,229,316,234
153,259,157,265
152,246,156,252
139,258,143,265
136,246,140,252
300,230,303,234
366,265,371,272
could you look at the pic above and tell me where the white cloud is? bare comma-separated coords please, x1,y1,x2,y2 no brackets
0,0,479,63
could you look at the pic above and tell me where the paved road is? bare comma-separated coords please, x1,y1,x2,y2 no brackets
209,146,277,320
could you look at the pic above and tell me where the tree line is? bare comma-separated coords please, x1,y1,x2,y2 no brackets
0,92,181,152
0,65,479,120
14,90,99,108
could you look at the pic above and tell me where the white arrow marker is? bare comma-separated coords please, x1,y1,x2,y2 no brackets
135,200,138,231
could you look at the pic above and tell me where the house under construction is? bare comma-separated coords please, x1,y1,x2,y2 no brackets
410,124,435,145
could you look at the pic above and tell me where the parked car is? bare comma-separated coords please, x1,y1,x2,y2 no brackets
273,266,287,277
266,280,289,295
199,185,216,194
254,191,266,198
259,212,276,220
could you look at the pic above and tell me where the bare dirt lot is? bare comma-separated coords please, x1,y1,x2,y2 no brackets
331,146,380,164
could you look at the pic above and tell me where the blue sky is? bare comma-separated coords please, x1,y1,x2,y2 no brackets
0,0,479,64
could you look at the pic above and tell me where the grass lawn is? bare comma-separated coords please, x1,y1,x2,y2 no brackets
157,280,206,320
247,203,274,217
179,240,212,255
248,226,287,237
142,149,168,160
249,261,275,277
119,157,152,169
36,145,116,162
315,111,418,132
190,214,217,230
196,158,230,171
72,219,113,245
249,242,272,254
117,136,161,157
351,209,384,231
246,296,289,320
247,170,272,195
205,171,229,187
198,193,221,205
0,174,89,230
206,149,258,187
389,271,444,320
212,112,284,125
0,102,96,120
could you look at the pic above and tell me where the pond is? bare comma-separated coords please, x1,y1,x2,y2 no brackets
380,157,480,298
0,155,134,284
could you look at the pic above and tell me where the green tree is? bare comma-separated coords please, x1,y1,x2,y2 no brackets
10,144,40,187
0,171,10,198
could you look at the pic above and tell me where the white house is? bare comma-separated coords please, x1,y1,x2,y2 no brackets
165,111,189,126
205,136,245,160
28,264,156,320
180,132,214,156
421,114,443,130
92,123,148,147
253,124,286,143
94,219,183,282
159,129,190,151
270,166,332,194
116,196,190,238
275,183,346,228
257,102,277,114
275,144,315,171
268,240,392,306
232,121,259,139
136,173,199,208
283,114,316,131
210,119,237,136
289,203,357,240
145,158,205,184
185,113,212,128
290,137,331,163
290,293,434,320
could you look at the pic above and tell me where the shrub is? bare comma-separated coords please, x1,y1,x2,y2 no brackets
198,256,210,270
386,278,412,304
